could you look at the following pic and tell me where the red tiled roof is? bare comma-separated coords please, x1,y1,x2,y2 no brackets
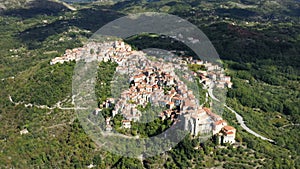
204,107,221,119
122,120,131,123
170,88,176,92
172,97,182,100
168,102,175,105
198,109,206,114
134,74,146,79
203,107,211,113
226,131,235,135
215,120,226,125
223,126,235,131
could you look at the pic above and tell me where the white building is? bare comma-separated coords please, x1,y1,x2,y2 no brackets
184,108,214,136
221,126,236,144
20,129,29,135
122,120,131,129
213,120,227,135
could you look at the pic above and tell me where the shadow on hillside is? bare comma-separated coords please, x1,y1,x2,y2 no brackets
215,8,258,19
2,7,68,19
14,7,124,49
1,0,71,19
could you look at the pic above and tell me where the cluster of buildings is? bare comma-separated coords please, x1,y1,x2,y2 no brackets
51,40,236,144
50,41,133,65
186,58,233,89
112,57,194,122
199,69,233,89
184,107,236,144
50,47,83,65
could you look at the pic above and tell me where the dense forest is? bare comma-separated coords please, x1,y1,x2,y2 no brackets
0,0,299,168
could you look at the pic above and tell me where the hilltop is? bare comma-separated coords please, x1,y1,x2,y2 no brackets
0,0,76,11
0,0,299,168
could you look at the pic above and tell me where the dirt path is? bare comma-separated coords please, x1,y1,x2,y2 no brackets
9,95,87,110
280,123,300,128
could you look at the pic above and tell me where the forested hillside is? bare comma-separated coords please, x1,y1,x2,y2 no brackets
0,0,299,168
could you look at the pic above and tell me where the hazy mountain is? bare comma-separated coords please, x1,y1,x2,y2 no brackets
0,0,76,11
61,0,98,3
0,0,34,10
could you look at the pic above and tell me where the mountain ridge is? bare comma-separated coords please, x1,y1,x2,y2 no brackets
0,0,76,11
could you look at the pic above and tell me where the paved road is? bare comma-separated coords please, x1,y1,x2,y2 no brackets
224,105,275,143
207,84,275,143
208,87,220,102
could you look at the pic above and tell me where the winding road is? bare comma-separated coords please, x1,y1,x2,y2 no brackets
9,83,275,143
208,84,275,143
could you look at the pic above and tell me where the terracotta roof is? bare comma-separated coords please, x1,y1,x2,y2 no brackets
215,120,226,125
122,120,131,123
198,108,206,114
191,114,200,119
184,100,194,107
134,74,146,79
170,89,176,94
204,107,221,119
225,131,235,135
167,102,175,105
138,84,145,89
223,126,235,131
172,97,182,100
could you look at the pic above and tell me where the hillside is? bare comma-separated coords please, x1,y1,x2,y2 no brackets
0,0,33,10
0,0,76,11
0,0,299,168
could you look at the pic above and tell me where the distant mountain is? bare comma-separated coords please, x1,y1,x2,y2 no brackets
61,0,98,3
0,0,33,10
0,0,76,11
60,0,116,4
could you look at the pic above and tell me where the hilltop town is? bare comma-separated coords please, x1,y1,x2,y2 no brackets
51,40,235,144
1,0,298,167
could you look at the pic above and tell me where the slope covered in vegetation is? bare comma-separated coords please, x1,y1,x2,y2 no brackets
0,0,299,168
